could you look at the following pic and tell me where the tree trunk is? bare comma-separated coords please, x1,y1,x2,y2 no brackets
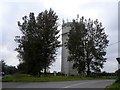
87,62,90,76
86,55,90,76
86,51,90,76
44,66,47,75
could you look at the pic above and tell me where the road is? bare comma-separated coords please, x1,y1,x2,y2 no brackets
2,80,115,89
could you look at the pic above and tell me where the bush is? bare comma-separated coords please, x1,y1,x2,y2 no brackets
116,69,120,81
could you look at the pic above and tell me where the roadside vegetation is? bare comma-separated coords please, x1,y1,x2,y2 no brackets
110,81,120,90
2,73,116,82
109,69,120,90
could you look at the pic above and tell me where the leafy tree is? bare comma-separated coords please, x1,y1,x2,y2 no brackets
0,60,6,73
115,69,120,81
66,17,109,76
66,19,87,74
17,62,27,73
6,66,17,75
15,8,60,75
0,60,17,75
36,9,60,74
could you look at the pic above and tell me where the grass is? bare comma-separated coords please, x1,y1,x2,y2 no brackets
109,80,120,90
2,74,117,82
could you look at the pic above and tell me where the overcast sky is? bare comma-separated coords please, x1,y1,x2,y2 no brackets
0,0,119,73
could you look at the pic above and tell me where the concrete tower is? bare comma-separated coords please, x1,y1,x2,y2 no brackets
61,22,78,76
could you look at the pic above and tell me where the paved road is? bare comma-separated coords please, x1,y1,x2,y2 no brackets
2,80,115,89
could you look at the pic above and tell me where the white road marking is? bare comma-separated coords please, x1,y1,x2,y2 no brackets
61,80,113,88
62,81,89,88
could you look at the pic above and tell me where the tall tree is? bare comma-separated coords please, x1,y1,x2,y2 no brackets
36,8,60,74
15,8,60,75
66,17,109,76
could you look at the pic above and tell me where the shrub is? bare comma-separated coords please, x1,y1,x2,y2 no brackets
114,69,120,83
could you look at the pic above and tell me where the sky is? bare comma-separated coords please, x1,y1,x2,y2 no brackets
0,0,119,73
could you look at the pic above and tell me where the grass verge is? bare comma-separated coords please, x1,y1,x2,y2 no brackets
109,80,120,90
2,74,117,82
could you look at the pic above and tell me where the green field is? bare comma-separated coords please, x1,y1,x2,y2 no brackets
2,74,117,82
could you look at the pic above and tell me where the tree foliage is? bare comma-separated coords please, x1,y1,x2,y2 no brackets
66,17,109,75
115,69,120,81
0,60,17,75
17,62,27,74
15,8,60,75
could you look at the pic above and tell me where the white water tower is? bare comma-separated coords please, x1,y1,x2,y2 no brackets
61,22,78,76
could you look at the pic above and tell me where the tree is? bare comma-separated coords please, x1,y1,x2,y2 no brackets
0,60,6,73
115,69,120,82
17,62,27,73
6,66,17,75
66,17,109,76
0,60,17,75
15,8,60,75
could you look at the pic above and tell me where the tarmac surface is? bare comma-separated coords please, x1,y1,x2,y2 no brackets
2,79,115,89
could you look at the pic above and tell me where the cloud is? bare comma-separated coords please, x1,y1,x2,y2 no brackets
102,59,118,72
0,45,19,66
50,55,61,73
